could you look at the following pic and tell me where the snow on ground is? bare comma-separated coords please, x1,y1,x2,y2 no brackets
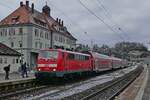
25,65,138,100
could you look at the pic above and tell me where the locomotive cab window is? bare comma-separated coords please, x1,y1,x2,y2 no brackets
39,50,58,59
85,56,89,60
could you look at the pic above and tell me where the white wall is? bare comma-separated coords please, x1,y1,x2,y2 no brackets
0,55,20,73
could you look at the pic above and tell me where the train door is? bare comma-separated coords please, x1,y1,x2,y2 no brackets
66,53,75,71
61,52,66,71
91,58,94,71
65,53,70,71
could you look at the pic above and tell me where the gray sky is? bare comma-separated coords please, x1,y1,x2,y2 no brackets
0,0,150,47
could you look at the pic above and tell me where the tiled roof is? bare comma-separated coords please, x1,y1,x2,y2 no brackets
0,43,21,56
0,6,29,25
0,2,77,40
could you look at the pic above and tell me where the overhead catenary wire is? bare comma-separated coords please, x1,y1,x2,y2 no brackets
77,0,125,41
96,0,131,40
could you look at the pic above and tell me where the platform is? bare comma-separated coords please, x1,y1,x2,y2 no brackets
117,64,150,100
0,71,35,84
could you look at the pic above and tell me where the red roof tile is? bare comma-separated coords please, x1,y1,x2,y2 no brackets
0,5,29,25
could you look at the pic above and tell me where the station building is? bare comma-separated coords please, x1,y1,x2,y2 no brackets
0,1,77,69
0,43,21,73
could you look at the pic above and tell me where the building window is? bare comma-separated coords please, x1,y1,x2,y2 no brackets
59,36,63,42
45,32,48,39
62,37,65,43
4,58,7,64
39,42,43,48
19,41,23,47
0,58,3,64
35,29,39,37
12,58,15,64
48,33,50,39
45,44,49,48
40,30,44,38
0,30,2,36
1,29,7,37
16,59,19,63
55,35,58,41
67,39,70,44
4,29,7,36
59,36,61,42
35,42,38,48
11,42,14,47
11,16,19,23
9,28,15,36
19,28,23,35
13,28,15,35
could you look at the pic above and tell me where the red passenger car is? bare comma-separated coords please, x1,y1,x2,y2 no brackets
89,52,113,72
35,49,92,78
111,57,123,69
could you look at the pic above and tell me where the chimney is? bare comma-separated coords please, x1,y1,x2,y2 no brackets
31,3,34,13
26,1,29,8
61,21,64,26
56,18,58,22
20,1,23,7
58,19,61,25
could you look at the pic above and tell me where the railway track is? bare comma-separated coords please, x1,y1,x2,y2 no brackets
63,66,143,100
0,85,48,99
0,78,46,99
0,66,141,100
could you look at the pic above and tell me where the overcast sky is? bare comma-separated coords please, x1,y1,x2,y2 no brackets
0,0,150,47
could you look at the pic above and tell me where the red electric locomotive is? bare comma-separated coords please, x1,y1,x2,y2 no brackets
35,49,126,79
35,49,92,78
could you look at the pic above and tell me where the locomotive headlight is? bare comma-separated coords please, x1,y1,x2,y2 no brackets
53,69,56,71
38,68,41,71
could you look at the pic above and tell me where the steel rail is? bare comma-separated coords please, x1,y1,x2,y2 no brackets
80,66,143,100
0,78,42,99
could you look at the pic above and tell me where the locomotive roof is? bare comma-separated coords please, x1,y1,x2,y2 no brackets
59,49,90,56
110,56,122,61
91,52,122,61
41,49,90,56
92,52,110,59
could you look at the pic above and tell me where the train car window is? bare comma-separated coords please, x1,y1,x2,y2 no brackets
75,54,78,60
80,55,82,60
85,56,89,60
79,55,81,60
83,56,85,60
81,55,83,60
68,53,75,60
82,55,84,60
